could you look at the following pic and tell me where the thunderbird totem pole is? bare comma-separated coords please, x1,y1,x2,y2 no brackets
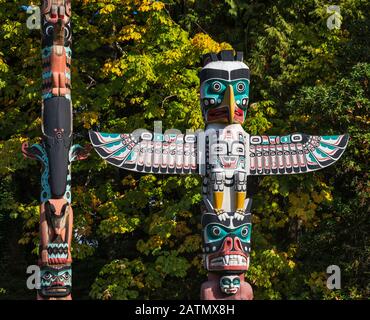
89,50,348,300
22,0,88,299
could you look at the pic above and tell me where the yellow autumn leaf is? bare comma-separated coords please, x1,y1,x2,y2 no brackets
100,4,116,14
191,33,233,54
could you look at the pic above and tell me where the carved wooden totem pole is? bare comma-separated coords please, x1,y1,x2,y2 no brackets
22,0,87,300
89,50,348,300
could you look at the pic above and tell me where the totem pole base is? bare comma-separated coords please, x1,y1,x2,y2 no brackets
201,273,253,300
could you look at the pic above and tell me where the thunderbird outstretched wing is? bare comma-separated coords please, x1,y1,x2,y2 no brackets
89,130,199,174
248,133,349,175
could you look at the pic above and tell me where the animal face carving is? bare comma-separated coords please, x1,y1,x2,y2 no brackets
202,211,251,272
219,275,241,295
39,265,71,297
209,140,246,169
200,51,250,125
208,129,247,170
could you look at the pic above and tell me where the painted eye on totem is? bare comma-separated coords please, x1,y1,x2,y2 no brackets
42,48,50,57
236,81,246,93
61,273,71,281
233,278,241,285
65,27,70,39
211,226,221,237
241,226,249,237
231,145,245,155
212,81,222,93
46,26,54,36
221,278,231,286
42,272,52,280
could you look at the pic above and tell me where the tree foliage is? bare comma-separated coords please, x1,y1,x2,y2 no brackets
0,0,368,299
